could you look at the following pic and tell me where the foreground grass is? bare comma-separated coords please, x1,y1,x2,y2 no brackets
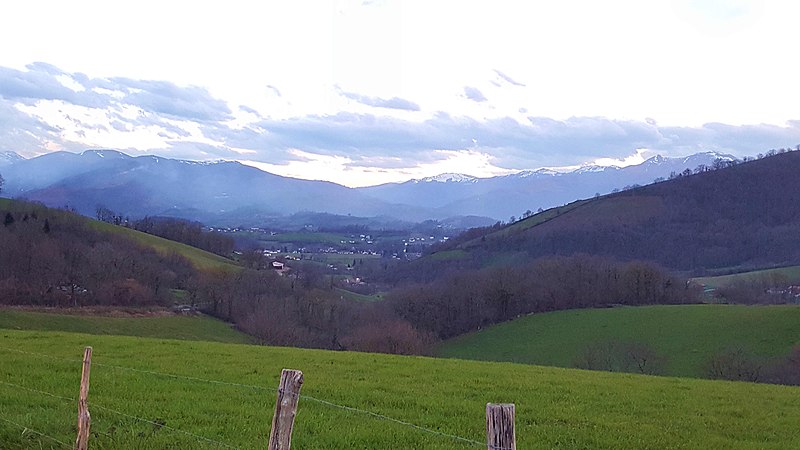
1,330,800,449
0,310,252,344
440,305,800,377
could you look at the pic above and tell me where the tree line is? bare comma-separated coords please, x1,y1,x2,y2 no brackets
1,201,194,307
95,207,234,257
388,255,700,340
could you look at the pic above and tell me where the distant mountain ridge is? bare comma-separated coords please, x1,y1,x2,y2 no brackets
0,149,738,226
0,151,25,167
423,151,800,274
357,151,736,219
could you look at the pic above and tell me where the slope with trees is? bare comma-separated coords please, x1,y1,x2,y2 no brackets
422,150,800,276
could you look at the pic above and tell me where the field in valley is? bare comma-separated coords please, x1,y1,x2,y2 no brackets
693,265,800,289
2,329,800,449
439,304,800,378
0,309,251,344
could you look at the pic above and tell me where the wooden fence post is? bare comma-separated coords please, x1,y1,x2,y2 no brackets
268,369,304,450
74,346,92,450
486,403,515,450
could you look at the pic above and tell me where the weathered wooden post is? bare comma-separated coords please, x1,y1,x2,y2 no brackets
486,403,515,450
268,369,304,450
74,346,92,450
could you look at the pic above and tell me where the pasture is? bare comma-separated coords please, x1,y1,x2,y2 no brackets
440,304,800,377
0,309,251,344
2,329,800,449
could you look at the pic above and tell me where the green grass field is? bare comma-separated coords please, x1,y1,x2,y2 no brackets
0,309,252,344
2,329,800,449
693,265,800,289
334,288,385,302
439,305,800,378
89,220,240,272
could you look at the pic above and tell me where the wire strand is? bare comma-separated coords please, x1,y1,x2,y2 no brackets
0,345,512,449
0,379,239,449
0,415,72,449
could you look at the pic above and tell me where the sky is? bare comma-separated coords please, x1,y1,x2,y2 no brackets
1,0,799,187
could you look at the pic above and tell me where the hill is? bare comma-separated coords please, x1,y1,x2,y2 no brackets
358,151,735,219
0,197,238,273
427,151,800,273
3,329,800,449
439,304,800,378
0,198,235,308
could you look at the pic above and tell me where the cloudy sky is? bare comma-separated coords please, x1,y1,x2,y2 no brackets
1,0,799,186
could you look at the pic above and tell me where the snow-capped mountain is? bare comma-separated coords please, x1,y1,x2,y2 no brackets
358,151,739,219
0,151,25,167
415,173,479,184
2,148,743,224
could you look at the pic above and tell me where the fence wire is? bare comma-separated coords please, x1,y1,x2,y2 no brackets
0,345,515,449
0,414,72,449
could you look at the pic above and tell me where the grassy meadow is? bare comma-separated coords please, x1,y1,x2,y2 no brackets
439,304,800,378
693,265,800,289
2,329,800,449
89,220,240,272
0,309,252,344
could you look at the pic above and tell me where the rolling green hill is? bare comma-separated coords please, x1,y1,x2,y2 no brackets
0,309,251,344
425,152,800,273
439,304,800,378
2,329,800,449
1,197,239,273
89,220,240,272
693,265,800,289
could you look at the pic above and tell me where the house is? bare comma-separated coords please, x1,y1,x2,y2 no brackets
272,261,285,270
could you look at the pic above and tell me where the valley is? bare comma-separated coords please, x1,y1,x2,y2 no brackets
2,149,800,448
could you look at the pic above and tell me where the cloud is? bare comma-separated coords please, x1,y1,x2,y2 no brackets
494,70,525,87
0,63,232,123
337,87,420,111
210,112,800,171
0,100,59,153
0,64,109,109
463,86,487,102
110,78,232,122
2,62,799,179
266,85,282,97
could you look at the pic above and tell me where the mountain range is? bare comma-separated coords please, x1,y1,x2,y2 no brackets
0,149,736,227
421,150,800,274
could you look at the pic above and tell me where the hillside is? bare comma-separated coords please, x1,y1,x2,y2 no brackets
427,151,800,273
0,198,239,310
439,304,800,378
3,329,800,449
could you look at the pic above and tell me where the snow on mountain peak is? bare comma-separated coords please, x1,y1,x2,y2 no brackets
0,151,25,166
81,149,130,159
416,173,478,183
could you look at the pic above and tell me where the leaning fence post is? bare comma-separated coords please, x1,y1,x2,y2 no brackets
74,346,92,450
268,369,304,450
486,403,515,450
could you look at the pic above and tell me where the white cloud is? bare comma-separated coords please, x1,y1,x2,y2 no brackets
1,1,799,185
